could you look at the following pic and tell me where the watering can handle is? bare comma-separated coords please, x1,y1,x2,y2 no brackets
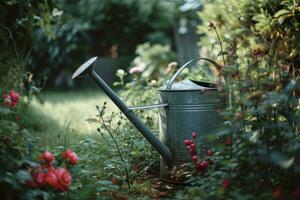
166,57,223,90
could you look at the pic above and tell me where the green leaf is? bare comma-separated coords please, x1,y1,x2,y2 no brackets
274,9,292,18
16,170,31,183
85,118,99,123
97,180,113,185
0,107,13,115
270,151,295,169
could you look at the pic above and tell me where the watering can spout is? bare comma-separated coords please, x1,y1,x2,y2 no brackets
72,57,172,164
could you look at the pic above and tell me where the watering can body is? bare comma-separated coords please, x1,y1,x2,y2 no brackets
72,57,223,182
158,79,222,180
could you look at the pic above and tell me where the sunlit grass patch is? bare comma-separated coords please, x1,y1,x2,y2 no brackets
23,90,118,145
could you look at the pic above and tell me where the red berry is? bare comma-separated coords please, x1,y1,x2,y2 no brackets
192,132,196,139
188,149,196,156
192,155,198,162
207,149,213,157
197,160,208,171
184,139,193,145
223,179,230,189
225,136,232,146
190,143,196,150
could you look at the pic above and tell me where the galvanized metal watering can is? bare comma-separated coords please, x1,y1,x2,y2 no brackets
72,57,223,181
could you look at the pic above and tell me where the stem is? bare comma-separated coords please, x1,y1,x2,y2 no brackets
99,115,131,189
213,27,226,67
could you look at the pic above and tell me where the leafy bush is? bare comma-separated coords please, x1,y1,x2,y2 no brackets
174,0,300,199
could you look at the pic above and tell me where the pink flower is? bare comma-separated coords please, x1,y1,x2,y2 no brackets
39,151,55,164
62,149,78,165
129,66,145,74
54,168,72,192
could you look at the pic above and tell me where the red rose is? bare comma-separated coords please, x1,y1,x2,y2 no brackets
62,149,78,165
40,151,55,164
33,172,45,187
44,171,58,188
223,179,230,189
54,168,72,192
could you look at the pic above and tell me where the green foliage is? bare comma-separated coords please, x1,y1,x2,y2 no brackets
131,42,177,79
0,0,57,90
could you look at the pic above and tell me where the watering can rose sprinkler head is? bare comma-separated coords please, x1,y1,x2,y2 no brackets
72,57,98,79
72,57,173,165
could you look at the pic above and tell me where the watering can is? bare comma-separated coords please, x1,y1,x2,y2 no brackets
72,57,224,181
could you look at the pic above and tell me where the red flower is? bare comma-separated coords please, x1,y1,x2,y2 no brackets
54,168,72,192
62,149,78,165
44,171,58,188
223,179,230,189
40,151,55,164
2,90,20,107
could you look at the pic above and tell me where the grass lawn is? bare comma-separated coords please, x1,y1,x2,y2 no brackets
23,90,118,146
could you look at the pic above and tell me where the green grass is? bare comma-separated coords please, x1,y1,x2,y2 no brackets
23,90,118,146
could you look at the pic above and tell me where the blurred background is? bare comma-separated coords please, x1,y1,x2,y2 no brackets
0,0,205,139
1,0,203,90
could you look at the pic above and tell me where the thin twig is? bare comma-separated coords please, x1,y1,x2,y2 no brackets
99,114,131,189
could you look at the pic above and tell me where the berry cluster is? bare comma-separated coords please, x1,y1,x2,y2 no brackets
184,132,213,172
26,149,78,192
2,90,20,107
